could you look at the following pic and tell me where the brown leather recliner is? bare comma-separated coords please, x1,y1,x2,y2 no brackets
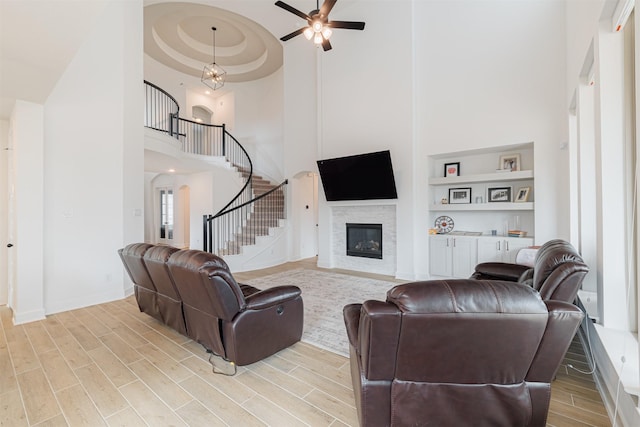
343,279,584,427
142,245,187,336
166,249,303,371
470,239,590,302
118,243,163,322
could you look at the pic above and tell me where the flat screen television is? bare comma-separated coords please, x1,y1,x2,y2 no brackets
316,150,398,201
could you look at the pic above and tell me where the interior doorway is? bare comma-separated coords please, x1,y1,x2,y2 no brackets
0,124,12,306
158,187,174,245
178,185,191,248
292,172,319,260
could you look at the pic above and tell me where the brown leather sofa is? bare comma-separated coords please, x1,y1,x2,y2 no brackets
119,244,303,373
343,279,584,427
166,249,303,372
470,239,589,302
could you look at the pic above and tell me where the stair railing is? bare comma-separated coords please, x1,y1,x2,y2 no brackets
203,179,288,255
144,80,179,137
143,80,287,255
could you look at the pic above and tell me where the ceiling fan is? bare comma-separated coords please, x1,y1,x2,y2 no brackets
275,0,365,51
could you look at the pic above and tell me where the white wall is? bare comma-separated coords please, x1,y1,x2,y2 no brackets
417,0,567,245
42,1,143,314
299,0,567,279
222,71,285,182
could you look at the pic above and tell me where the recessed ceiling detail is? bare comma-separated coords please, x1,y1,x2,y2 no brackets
144,2,283,83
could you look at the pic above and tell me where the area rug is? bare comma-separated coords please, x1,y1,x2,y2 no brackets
247,269,399,357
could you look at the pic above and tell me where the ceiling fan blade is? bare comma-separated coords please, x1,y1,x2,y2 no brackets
319,0,337,18
280,27,306,41
328,20,366,30
322,37,332,51
275,1,311,21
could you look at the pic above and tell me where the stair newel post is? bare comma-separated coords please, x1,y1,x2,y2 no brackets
203,215,208,252
221,123,226,158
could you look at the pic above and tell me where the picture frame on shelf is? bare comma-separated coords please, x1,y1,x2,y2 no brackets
444,162,460,177
488,186,512,202
515,186,531,202
449,187,472,204
499,154,521,171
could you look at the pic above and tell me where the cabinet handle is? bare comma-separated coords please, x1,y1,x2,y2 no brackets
505,241,509,251
497,241,501,251
446,238,449,247
453,238,456,248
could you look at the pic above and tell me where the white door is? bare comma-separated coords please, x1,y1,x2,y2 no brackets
429,236,451,277
294,173,319,259
451,237,477,278
3,128,15,306
477,237,502,264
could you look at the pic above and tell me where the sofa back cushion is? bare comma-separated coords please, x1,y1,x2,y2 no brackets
118,243,156,292
143,245,181,300
167,250,244,321
385,279,548,383
532,239,589,301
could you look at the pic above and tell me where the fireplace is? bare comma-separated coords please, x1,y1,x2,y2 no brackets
346,223,383,259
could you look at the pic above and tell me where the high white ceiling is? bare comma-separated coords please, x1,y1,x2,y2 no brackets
0,0,363,174
0,0,312,120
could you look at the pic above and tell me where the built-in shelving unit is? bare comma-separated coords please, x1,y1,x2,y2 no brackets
427,142,535,238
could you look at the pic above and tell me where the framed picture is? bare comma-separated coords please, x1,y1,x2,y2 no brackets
488,186,512,202
499,154,521,171
449,187,472,204
444,162,460,177
515,186,531,202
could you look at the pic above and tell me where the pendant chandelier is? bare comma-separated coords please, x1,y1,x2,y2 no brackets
201,26,226,90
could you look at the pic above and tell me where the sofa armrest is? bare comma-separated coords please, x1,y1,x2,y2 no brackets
472,262,531,282
527,300,584,382
244,286,302,310
344,303,363,348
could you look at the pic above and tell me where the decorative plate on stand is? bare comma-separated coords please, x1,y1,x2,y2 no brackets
434,215,454,234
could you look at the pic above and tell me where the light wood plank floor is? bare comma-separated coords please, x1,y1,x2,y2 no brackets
0,258,611,426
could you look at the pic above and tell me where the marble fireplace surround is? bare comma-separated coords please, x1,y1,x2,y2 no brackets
331,204,397,276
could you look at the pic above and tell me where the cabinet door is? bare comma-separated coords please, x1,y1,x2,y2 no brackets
502,238,534,263
429,236,452,277
477,237,502,264
451,237,477,278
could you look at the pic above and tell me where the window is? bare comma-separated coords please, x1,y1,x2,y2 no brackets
160,188,173,240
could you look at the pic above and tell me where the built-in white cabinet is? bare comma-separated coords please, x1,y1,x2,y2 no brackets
429,235,478,278
429,235,533,279
476,236,534,264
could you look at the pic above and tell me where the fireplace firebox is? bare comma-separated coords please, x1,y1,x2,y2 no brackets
346,223,383,259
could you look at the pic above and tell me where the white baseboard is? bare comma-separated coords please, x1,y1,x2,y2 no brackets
12,307,46,325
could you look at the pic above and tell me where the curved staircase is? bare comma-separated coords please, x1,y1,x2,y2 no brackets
144,80,287,268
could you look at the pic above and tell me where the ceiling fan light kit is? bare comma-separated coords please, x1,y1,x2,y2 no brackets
201,27,226,90
275,0,365,51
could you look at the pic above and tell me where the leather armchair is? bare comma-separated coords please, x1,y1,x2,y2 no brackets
166,249,303,371
471,239,589,302
118,243,163,322
343,279,584,427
